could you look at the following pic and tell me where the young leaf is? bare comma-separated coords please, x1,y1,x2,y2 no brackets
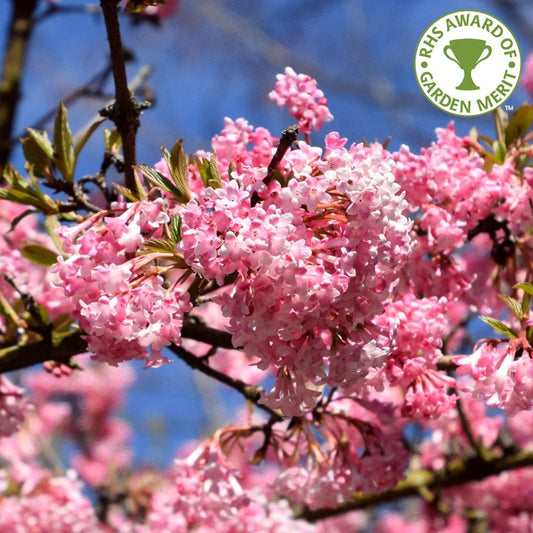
54,102,75,181
162,141,191,201
21,135,53,179
207,154,222,189
20,243,59,266
498,294,523,320
114,183,144,202
505,104,533,146
168,214,182,244
479,315,518,339
0,188,52,211
514,282,533,296
74,117,106,159
104,128,123,154
143,237,176,254
25,128,54,159
136,165,184,200
522,292,531,317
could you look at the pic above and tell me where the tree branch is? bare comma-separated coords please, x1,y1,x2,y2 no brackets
296,449,533,521
168,344,282,421
0,321,238,374
99,0,143,193
0,0,39,171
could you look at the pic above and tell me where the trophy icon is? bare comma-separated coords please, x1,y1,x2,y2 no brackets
443,39,492,90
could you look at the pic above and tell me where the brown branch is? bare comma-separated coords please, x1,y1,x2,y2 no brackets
296,449,533,521
250,125,299,207
0,0,39,171
99,0,143,193
0,321,239,374
168,344,282,421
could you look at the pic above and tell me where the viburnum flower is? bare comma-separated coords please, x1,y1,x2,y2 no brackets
269,67,333,134
456,333,533,415
0,469,99,532
177,133,412,415
0,376,32,438
52,198,192,367
370,294,458,419
135,437,315,532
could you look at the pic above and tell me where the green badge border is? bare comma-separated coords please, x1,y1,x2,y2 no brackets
413,9,522,117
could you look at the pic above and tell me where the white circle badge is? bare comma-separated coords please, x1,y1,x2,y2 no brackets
414,10,521,116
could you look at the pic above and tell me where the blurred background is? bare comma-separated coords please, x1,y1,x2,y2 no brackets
2,0,533,468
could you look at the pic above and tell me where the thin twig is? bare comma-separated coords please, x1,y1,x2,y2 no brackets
250,125,298,206
168,343,282,421
99,0,142,193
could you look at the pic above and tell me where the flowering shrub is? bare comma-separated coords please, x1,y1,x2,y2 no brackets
1,3,533,532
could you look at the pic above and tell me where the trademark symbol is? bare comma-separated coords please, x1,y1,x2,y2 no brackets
504,104,514,111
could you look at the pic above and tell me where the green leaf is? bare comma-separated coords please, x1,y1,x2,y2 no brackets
162,140,191,201
522,292,531,317
136,165,184,199
104,128,122,154
195,154,222,189
0,188,49,210
492,140,506,165
25,128,54,159
54,102,75,181
143,237,176,254
21,135,53,179
171,139,189,188
114,183,144,202
20,243,58,266
479,315,518,339
514,282,533,296
498,294,523,320
207,154,222,188
505,104,533,146
168,214,182,244
74,117,106,160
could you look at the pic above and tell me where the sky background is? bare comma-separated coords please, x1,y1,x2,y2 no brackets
2,0,533,468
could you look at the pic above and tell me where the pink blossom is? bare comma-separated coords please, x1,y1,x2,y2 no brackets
456,335,533,415
269,67,333,134
0,376,32,437
52,199,192,367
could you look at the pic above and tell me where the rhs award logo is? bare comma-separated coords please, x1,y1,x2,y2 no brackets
414,10,521,116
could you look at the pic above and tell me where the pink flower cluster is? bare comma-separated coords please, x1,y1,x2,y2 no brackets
178,133,412,415
0,376,32,437
24,356,135,486
134,438,315,533
394,124,505,253
0,469,99,533
456,335,533,415
52,198,192,367
269,67,333,134
373,294,456,419
0,198,72,322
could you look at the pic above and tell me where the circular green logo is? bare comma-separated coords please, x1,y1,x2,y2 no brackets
414,10,521,116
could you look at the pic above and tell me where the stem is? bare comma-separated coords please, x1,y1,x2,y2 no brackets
99,0,140,192
296,449,533,521
0,0,39,171
168,344,282,421
0,321,239,374
250,125,299,206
